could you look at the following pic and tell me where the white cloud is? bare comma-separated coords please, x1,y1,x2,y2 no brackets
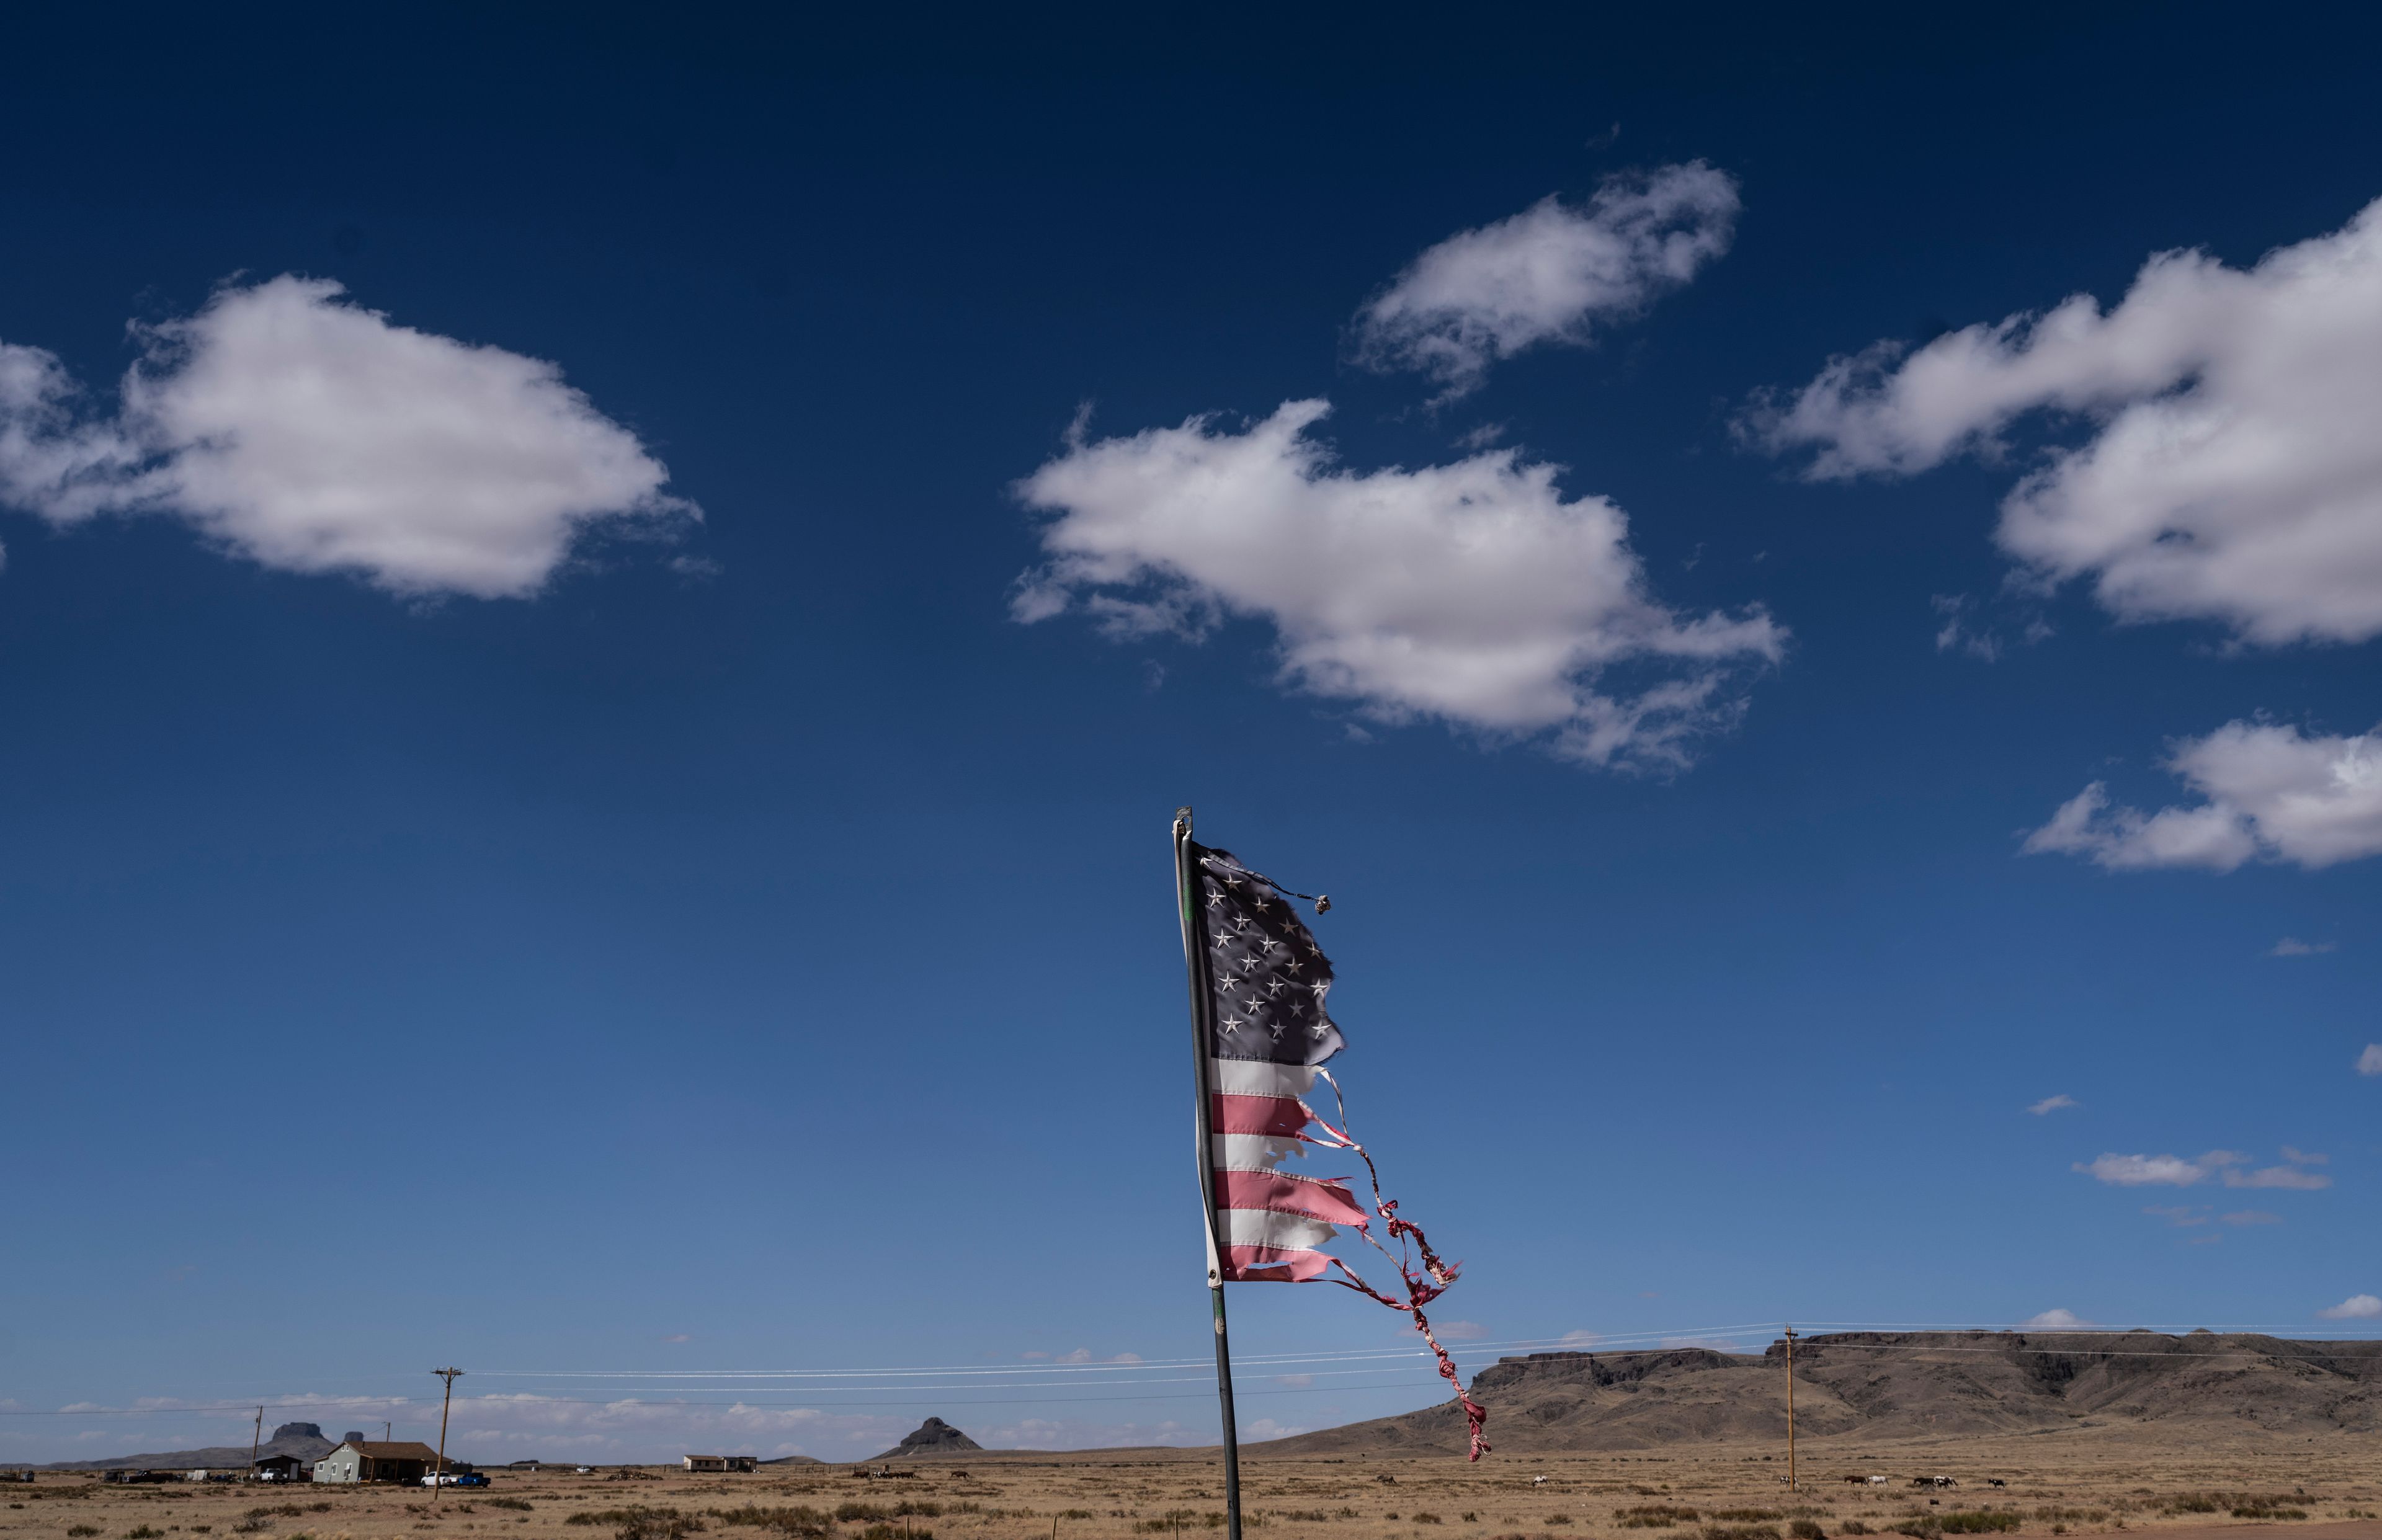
2143,1205,2209,1226
2018,1309,2097,1330
973,1414,1213,1451
1752,197,2382,646
1558,1329,1602,1346
2223,1162,2331,1190
1435,1320,1489,1342
2317,1293,2382,1320
1014,400,1783,770
0,276,694,597
2359,1044,2382,1075
2221,1210,2283,1225
2282,1146,2329,1165
2023,721,2382,871
1274,1373,1314,1388
2269,937,2337,956
2076,1152,2223,1186
1239,1418,1309,1441
2081,1149,2329,1189
1352,162,1739,397
1931,594,2003,661
2028,1094,2079,1115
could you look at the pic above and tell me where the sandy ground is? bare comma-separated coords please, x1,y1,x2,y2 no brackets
7,1438,2378,1540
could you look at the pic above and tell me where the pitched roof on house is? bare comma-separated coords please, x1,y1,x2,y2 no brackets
337,1442,442,1461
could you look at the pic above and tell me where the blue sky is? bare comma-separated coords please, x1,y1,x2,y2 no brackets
4,4,2381,1466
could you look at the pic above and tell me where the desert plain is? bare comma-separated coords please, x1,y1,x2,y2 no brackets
6,1436,2378,1540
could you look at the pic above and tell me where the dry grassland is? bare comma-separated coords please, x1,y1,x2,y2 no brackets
6,1439,2377,1540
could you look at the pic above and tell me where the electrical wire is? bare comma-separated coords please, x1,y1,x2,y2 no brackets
9,1322,2374,1422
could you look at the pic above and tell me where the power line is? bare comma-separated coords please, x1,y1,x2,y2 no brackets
9,1322,2375,1422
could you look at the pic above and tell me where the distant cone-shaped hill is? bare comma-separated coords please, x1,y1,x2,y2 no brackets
870,1417,983,1459
1251,1332,2382,1456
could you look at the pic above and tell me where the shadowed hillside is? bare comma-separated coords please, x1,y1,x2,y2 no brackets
42,1421,337,1472
1251,1332,2382,1456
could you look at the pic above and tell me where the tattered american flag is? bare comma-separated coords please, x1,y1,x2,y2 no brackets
1185,840,1492,1460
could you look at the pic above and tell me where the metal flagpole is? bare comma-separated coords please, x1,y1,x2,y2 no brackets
1174,806,1242,1540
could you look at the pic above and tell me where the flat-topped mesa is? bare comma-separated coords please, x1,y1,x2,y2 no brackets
1248,1332,2382,1457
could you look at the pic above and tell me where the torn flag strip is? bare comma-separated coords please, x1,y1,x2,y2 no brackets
1184,838,1494,1460
1188,843,1355,1283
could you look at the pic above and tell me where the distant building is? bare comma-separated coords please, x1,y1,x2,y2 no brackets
252,1456,310,1481
681,1456,757,1473
311,1441,442,1484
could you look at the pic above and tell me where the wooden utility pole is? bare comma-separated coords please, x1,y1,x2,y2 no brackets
1783,1326,1799,1492
431,1369,465,1503
249,1408,262,1483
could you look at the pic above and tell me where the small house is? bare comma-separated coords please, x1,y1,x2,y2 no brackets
311,1441,441,1484
681,1455,757,1473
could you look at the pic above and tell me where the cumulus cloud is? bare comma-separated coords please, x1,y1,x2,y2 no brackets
2360,1044,2382,1075
1752,197,2382,646
1014,400,1783,770
1239,1418,1309,1441
2023,721,2382,871
1050,1348,1142,1365
2028,1094,2079,1115
2317,1294,2382,1320
2077,1152,2222,1187
2223,1162,2331,1190
0,276,695,597
2221,1210,2283,1225
2018,1309,2096,1330
973,1415,1224,1451
1558,1330,1602,1346
1352,162,1739,397
2269,937,2337,956
2078,1149,2328,1189
1434,1320,1489,1342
